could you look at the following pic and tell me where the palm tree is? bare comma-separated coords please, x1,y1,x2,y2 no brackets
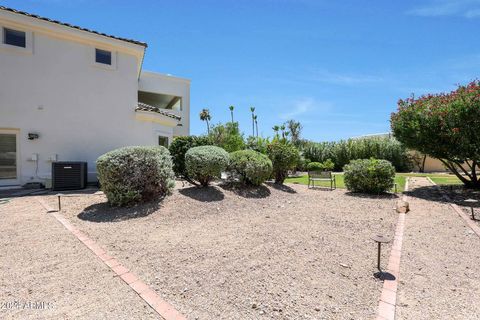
286,119,303,145
199,108,211,134
229,105,235,123
253,115,258,137
272,125,280,138
280,124,286,139
250,106,255,137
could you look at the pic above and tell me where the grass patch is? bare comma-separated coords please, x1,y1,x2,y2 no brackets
396,173,462,185
429,176,462,185
286,173,406,192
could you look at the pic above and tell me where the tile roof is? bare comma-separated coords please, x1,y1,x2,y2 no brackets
0,6,147,47
135,102,181,121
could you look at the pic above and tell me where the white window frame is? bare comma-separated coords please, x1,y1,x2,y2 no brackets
92,47,117,70
0,25,33,54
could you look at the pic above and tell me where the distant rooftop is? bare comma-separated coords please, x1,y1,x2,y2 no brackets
0,6,147,47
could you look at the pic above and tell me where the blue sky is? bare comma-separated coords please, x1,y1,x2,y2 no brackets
4,0,480,141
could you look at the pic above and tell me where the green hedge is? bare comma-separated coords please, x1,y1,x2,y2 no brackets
97,146,175,206
306,162,323,171
185,145,229,186
169,136,211,180
302,137,411,172
343,158,395,194
228,150,272,186
267,142,299,184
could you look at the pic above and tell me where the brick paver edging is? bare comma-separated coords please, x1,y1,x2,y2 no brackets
426,177,480,239
375,177,409,320
36,197,186,320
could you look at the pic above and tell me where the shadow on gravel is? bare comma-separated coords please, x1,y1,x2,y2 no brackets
179,186,225,202
78,200,161,222
406,184,480,206
266,182,297,194
345,192,399,199
219,183,271,199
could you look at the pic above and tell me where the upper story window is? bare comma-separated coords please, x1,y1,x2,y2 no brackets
95,48,111,65
3,28,26,48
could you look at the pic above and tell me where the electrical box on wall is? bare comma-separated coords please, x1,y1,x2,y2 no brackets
48,154,58,162
30,153,38,161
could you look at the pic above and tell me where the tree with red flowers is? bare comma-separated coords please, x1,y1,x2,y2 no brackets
391,80,480,188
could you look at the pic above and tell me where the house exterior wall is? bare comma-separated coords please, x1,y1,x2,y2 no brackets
139,72,190,137
0,11,190,186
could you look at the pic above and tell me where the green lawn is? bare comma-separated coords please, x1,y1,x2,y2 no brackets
429,176,462,185
286,172,463,191
396,173,462,185
285,173,406,192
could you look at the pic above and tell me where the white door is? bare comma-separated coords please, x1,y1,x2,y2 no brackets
0,130,19,186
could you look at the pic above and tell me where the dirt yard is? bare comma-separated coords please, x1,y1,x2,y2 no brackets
396,178,480,320
38,182,398,319
0,195,158,320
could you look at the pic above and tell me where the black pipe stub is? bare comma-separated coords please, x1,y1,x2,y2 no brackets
371,234,391,280
371,234,390,243
464,198,478,220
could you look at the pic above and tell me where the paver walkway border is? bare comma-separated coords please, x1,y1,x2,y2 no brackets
426,177,480,239
376,178,409,320
36,197,186,320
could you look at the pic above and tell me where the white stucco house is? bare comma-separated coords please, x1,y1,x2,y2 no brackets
0,6,190,188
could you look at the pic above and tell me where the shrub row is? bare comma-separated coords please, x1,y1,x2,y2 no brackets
302,137,411,172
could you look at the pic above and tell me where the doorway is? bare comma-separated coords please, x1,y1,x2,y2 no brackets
0,130,19,186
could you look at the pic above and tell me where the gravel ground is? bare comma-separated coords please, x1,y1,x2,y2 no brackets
43,182,398,319
432,184,480,228
397,177,480,320
0,196,159,320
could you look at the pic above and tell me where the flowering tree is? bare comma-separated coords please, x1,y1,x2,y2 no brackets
391,81,480,188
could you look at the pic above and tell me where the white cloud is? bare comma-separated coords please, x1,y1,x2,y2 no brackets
408,0,480,18
279,98,332,120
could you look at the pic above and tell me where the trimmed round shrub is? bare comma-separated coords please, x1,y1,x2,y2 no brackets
97,146,175,207
185,146,229,186
168,135,211,180
306,161,323,171
343,158,395,194
267,142,300,184
228,150,273,186
322,159,335,171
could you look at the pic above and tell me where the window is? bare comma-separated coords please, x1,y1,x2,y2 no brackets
95,48,111,65
158,136,169,147
3,28,26,48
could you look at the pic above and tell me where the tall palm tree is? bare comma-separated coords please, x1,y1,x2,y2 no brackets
253,115,258,137
250,106,255,137
229,105,235,123
272,125,280,138
280,124,286,139
199,108,211,134
286,119,302,145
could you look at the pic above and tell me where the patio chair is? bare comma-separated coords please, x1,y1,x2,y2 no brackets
308,171,336,190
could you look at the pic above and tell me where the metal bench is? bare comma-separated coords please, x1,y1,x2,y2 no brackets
308,171,336,190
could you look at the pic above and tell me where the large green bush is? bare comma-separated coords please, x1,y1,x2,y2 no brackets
343,158,395,194
302,137,411,172
306,162,323,171
208,122,245,152
391,81,480,188
169,135,211,181
306,159,335,171
267,142,299,184
97,146,175,206
228,150,273,186
185,146,229,186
